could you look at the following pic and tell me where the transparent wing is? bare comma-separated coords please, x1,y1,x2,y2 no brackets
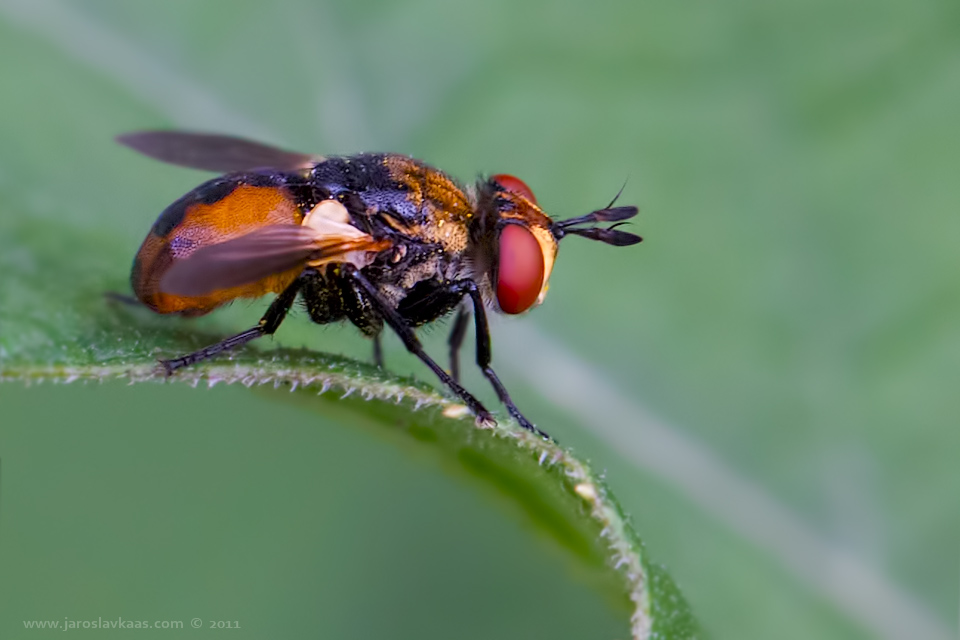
117,131,320,172
159,225,384,296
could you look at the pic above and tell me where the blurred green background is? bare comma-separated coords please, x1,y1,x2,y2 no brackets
0,0,957,638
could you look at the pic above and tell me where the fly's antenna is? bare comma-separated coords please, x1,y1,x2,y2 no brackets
552,204,642,246
604,179,628,210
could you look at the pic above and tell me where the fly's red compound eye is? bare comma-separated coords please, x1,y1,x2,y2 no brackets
497,224,545,314
492,174,537,204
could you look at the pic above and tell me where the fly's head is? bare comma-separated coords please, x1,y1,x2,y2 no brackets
472,174,642,315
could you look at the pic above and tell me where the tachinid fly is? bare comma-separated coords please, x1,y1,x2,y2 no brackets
118,131,642,439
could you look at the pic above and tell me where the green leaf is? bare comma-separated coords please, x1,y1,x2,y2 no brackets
0,3,698,639
0,211,697,639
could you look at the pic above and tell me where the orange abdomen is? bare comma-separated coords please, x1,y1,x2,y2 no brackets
132,176,304,316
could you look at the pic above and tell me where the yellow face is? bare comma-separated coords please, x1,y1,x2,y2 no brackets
528,223,558,306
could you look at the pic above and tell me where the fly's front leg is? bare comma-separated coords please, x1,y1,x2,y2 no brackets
341,266,495,427
447,306,470,382
160,279,301,375
458,281,550,440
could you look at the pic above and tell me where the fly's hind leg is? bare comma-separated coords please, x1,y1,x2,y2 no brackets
160,279,301,375
104,292,144,307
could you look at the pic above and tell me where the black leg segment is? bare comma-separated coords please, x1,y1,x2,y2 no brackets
160,279,302,375
447,306,470,383
341,265,495,426
457,281,550,439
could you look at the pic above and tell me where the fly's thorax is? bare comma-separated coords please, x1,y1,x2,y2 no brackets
379,154,474,254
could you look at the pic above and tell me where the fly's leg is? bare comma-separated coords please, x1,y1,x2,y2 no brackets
160,280,301,375
104,292,144,307
342,265,495,426
457,281,551,440
447,306,470,383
